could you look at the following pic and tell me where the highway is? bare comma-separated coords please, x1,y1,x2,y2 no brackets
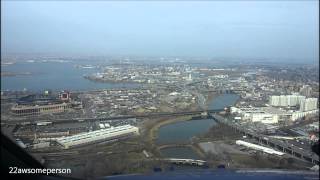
211,113,319,165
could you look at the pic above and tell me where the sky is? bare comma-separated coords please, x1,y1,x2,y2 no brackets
1,1,319,63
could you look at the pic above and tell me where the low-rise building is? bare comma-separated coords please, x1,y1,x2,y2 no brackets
56,125,139,149
230,106,318,123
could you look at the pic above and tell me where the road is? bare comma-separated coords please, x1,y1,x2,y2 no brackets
2,109,224,125
211,113,319,165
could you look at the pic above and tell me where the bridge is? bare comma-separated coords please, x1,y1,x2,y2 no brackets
157,143,192,150
210,113,319,165
162,158,207,166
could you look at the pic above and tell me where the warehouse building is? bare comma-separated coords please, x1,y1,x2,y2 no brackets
56,125,139,149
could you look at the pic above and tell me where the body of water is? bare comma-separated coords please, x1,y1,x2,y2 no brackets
160,147,200,159
157,119,216,144
208,93,239,110
158,94,240,159
1,62,140,92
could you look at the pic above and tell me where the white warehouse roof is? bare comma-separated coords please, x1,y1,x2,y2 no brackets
56,124,139,149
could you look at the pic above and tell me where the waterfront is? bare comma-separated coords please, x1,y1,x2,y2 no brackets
160,147,200,159
157,94,240,159
2,1,319,177
1,61,141,91
208,94,239,110
157,119,216,144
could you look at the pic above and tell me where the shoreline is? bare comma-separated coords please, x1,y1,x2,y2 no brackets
84,75,145,84
147,115,194,143
146,114,214,160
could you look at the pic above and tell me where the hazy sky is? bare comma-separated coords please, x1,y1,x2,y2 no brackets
1,1,319,62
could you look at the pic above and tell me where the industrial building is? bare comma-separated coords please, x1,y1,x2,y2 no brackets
236,140,284,156
56,125,139,149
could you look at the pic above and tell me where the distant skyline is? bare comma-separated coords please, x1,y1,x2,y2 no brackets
1,1,319,63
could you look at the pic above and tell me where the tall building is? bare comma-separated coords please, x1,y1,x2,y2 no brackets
287,95,298,106
269,96,280,106
279,95,287,106
269,95,306,107
306,98,317,111
300,85,312,97
297,96,306,104
300,98,318,112
300,99,306,112
187,73,192,81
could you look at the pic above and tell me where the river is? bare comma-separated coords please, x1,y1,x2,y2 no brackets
158,94,240,159
157,119,216,145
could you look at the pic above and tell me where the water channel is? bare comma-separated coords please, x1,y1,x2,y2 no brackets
158,94,240,159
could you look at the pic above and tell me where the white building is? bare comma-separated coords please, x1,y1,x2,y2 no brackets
250,113,279,124
269,96,280,106
300,85,312,97
56,125,139,149
300,98,318,112
269,95,305,107
188,73,192,81
230,106,318,123
279,95,287,107
287,95,298,106
231,107,281,124
291,109,318,121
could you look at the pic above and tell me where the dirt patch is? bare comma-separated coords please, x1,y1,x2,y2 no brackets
199,141,248,155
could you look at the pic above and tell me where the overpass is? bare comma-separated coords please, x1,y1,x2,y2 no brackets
210,113,319,165
157,143,191,150
162,158,207,166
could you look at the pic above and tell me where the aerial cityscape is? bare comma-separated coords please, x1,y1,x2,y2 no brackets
1,1,319,179
2,57,319,178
